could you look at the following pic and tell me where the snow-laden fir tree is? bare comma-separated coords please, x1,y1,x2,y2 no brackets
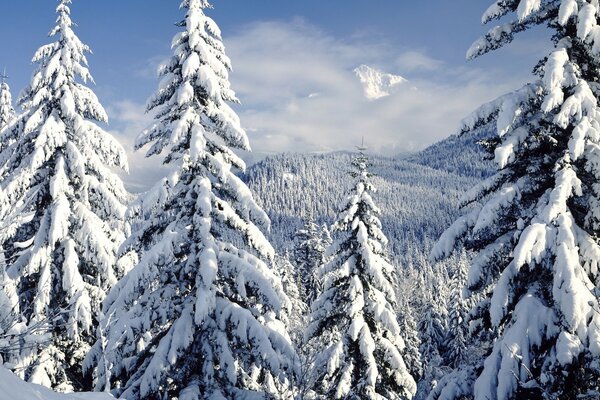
397,296,423,383
321,222,333,249
275,251,308,348
0,76,18,161
293,216,327,305
415,271,447,400
0,77,15,129
0,0,130,391
432,1,600,398
85,1,297,398
307,150,417,399
442,251,470,370
0,261,19,361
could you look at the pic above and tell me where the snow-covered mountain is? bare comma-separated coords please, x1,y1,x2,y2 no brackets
404,127,494,179
354,64,407,100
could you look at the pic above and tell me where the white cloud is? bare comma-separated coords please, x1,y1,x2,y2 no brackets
394,50,444,72
106,100,167,193
224,19,529,156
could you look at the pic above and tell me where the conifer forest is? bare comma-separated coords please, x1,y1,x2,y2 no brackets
0,1,599,399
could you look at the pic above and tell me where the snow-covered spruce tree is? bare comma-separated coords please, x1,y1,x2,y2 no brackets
397,296,423,384
275,251,308,347
293,216,326,305
307,151,416,399
442,251,470,370
415,280,447,400
321,222,333,249
0,260,19,361
0,0,130,392
0,78,15,129
86,1,297,398
432,1,600,398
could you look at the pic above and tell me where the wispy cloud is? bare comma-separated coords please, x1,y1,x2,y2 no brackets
106,100,167,192
225,19,528,156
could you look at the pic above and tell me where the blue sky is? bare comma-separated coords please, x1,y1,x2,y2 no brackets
0,1,550,189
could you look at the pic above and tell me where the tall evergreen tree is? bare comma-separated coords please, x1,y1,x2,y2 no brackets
86,1,296,398
293,216,326,305
275,251,308,348
307,151,416,399
415,269,447,400
432,1,600,398
0,0,130,391
442,251,470,370
397,296,423,384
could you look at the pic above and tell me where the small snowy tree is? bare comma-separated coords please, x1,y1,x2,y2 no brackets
0,0,130,391
321,222,333,248
307,151,417,399
293,216,326,305
416,281,447,399
0,78,15,129
397,296,423,383
432,1,600,398
86,1,297,399
442,251,470,370
275,250,308,347
0,261,19,361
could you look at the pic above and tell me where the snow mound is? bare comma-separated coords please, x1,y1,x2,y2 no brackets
0,368,113,400
354,64,407,100
282,172,298,182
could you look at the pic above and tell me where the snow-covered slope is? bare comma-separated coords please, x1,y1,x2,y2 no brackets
404,128,494,179
0,368,112,400
354,64,407,100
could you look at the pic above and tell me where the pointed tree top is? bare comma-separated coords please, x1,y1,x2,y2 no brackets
0,68,7,85
352,140,371,178
56,0,73,24
181,0,211,9
356,136,367,152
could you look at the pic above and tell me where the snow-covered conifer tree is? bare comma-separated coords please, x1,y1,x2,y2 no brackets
293,216,326,305
442,252,469,370
0,261,19,360
0,77,15,129
275,251,308,347
321,222,333,248
416,289,446,399
0,0,130,391
432,1,600,398
86,1,296,398
397,296,423,383
307,151,416,399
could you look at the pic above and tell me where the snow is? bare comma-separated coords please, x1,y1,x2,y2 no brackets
282,172,297,182
0,82,15,129
577,3,597,40
558,0,578,25
516,0,541,21
354,64,407,100
0,367,113,400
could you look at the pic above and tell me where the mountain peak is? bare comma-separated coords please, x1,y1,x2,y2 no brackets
354,64,407,100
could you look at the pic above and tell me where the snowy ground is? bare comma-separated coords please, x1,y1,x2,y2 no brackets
0,368,113,400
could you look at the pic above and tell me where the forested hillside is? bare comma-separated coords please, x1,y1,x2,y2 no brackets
245,132,494,261
404,128,494,179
